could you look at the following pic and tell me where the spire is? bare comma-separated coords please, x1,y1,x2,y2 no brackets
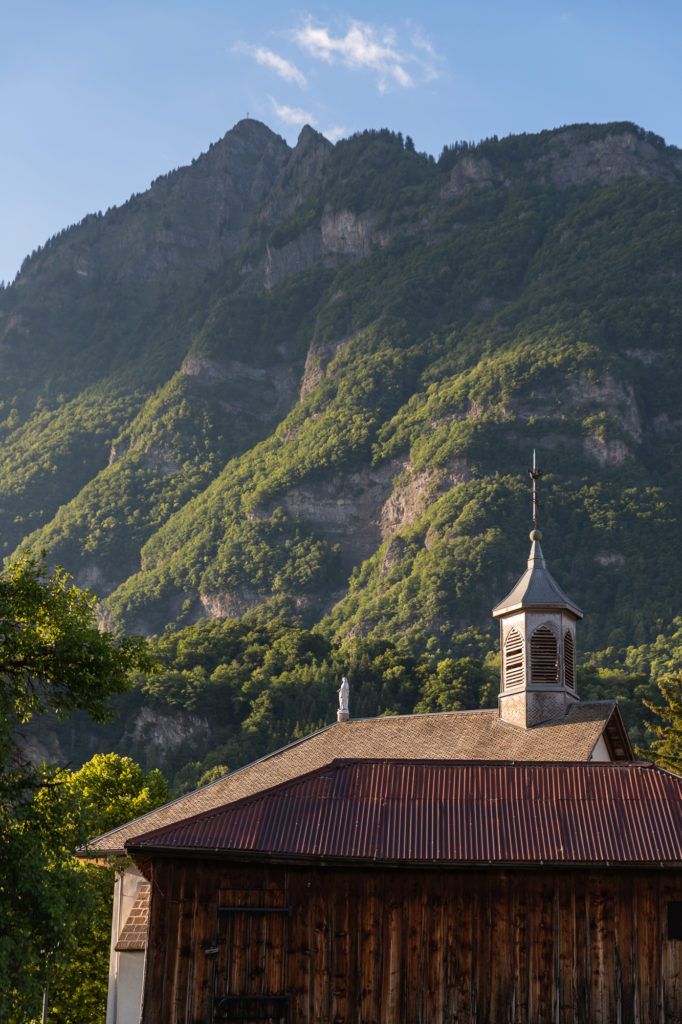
529,448,542,532
492,455,581,728
492,533,582,619
493,453,582,618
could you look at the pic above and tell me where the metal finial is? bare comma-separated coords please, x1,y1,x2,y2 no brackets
527,449,543,532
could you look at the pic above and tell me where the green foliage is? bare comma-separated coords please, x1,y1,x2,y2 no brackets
577,665,659,752
0,555,152,740
0,762,89,1022
3,121,682,656
37,755,169,1024
1,753,168,1024
414,657,496,713
268,128,436,249
113,618,504,793
638,676,682,773
0,556,155,1021
4,120,682,802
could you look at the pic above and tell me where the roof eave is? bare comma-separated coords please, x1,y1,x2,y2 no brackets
492,601,583,619
125,845,682,871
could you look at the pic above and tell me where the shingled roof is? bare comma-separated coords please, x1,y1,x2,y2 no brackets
127,759,682,866
80,702,631,857
493,537,583,618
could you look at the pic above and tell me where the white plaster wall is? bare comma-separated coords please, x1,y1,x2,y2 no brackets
116,953,145,1024
106,866,147,1024
106,873,122,1024
589,734,611,761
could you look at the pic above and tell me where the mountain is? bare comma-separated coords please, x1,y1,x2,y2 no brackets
3,119,682,660
5,117,682,785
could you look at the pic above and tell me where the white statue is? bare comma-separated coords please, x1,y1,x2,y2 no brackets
338,676,349,715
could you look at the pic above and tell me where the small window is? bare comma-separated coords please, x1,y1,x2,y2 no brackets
504,628,524,687
530,626,559,685
668,902,682,940
564,631,575,689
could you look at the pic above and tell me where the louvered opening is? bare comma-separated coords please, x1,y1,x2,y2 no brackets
530,626,559,685
504,627,524,688
564,630,575,688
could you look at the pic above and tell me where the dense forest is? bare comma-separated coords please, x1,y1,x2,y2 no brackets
3,118,682,790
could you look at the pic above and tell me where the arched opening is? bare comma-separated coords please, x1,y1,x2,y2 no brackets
504,627,524,688
564,630,575,688
530,625,559,685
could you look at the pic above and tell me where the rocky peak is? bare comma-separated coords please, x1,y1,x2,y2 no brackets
256,125,333,234
441,125,682,200
181,118,291,206
17,119,292,290
295,124,332,157
539,128,682,189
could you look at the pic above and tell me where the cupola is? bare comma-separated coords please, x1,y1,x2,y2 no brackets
492,455,582,728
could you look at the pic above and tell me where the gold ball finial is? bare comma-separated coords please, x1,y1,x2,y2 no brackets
530,528,542,542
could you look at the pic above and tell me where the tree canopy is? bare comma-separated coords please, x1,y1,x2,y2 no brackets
35,754,169,1024
0,555,155,1022
639,675,682,774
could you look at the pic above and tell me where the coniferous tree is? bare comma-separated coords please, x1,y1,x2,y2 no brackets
639,676,682,774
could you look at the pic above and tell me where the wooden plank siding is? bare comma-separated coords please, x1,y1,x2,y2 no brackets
139,858,682,1024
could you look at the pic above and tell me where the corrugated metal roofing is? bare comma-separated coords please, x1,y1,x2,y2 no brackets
82,702,630,856
127,759,682,865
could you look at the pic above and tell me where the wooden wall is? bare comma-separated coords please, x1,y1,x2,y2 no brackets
139,856,682,1024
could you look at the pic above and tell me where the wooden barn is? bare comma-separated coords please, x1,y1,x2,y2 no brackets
127,757,682,1024
81,524,672,1024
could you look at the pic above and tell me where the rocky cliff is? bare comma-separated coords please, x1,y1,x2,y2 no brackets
1,119,682,659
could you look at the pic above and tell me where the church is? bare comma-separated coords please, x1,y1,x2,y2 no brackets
81,498,682,1024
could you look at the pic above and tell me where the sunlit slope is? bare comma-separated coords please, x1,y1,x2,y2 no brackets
107,132,682,647
0,120,295,557
4,121,682,654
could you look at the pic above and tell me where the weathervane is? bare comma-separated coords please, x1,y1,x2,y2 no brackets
527,449,543,531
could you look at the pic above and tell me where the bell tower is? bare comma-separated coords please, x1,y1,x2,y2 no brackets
492,454,582,728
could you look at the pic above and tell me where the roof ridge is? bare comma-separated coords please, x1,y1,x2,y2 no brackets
81,703,625,857
79,711,522,852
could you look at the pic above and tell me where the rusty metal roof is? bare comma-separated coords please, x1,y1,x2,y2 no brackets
82,703,629,857
127,759,682,865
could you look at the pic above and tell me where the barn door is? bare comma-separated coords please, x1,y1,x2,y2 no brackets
213,893,290,1023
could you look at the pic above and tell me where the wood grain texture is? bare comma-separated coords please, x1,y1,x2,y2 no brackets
137,857,682,1024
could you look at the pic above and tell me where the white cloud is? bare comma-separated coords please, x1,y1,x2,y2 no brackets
411,32,436,58
408,26,440,82
293,18,414,91
322,125,347,144
233,42,307,87
269,97,317,128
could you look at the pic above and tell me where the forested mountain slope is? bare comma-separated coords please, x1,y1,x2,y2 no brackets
5,119,682,785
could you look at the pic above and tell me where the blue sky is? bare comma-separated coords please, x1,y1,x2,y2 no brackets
1,0,679,284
